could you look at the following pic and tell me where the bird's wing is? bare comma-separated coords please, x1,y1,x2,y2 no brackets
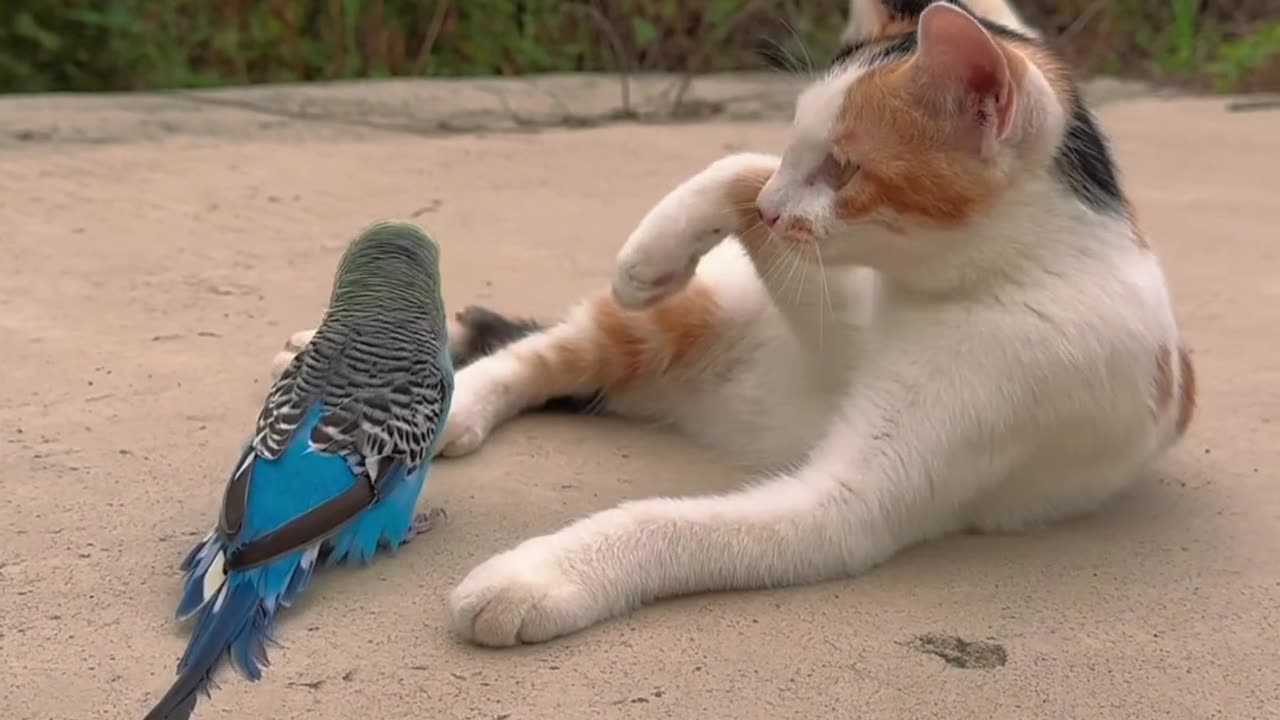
215,333,375,571
309,352,449,489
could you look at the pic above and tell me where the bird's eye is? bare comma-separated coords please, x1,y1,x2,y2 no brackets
806,153,860,190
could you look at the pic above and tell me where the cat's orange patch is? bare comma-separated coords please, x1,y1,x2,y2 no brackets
588,281,723,391
508,335,596,406
833,63,1007,225
829,16,1070,229
592,296,654,388
650,282,722,370
1174,345,1197,437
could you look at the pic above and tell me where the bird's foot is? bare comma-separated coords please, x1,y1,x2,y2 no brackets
403,506,448,543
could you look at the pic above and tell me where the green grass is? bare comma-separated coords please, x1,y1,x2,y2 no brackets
1,0,1275,94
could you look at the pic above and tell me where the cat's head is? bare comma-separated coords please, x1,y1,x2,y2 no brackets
757,0,1090,274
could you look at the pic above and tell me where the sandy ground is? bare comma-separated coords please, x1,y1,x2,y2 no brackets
1,95,1277,720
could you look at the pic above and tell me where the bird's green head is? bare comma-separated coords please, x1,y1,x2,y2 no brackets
330,219,443,305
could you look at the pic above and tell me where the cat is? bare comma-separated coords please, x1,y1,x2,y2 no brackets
272,0,1196,647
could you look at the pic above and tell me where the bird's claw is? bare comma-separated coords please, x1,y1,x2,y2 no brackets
403,506,448,543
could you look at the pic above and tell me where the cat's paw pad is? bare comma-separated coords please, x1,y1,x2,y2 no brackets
269,329,316,380
449,539,599,647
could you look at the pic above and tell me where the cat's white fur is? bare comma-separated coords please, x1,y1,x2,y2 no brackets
272,1,1187,648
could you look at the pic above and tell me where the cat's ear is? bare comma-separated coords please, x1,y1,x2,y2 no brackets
910,2,1017,158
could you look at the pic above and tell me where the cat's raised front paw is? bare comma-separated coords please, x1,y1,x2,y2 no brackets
612,154,774,310
448,538,605,647
269,329,316,380
612,198,727,310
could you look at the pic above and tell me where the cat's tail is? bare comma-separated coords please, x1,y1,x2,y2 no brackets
448,305,599,413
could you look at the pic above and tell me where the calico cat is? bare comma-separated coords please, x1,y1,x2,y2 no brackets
273,0,1195,647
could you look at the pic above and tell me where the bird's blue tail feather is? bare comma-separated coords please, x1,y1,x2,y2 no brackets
144,578,262,720
150,537,321,720
151,404,431,719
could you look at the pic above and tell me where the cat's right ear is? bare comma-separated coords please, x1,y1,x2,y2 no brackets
909,2,1017,159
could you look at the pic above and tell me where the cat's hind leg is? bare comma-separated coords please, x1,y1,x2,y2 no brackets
436,281,725,458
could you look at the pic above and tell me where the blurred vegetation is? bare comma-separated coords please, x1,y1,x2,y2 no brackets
1,0,1276,94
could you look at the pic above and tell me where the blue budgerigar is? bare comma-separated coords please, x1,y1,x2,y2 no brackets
143,221,454,720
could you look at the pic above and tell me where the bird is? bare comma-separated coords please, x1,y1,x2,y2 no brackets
143,220,454,720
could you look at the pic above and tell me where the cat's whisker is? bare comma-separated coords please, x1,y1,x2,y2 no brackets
760,235,793,288
779,242,805,308
792,242,809,310
761,249,788,287
814,243,835,352
757,35,806,76
763,231,795,287
778,17,817,76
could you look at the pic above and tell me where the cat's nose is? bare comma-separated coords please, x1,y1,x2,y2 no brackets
759,206,781,228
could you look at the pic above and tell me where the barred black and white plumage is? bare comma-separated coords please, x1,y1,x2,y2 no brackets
255,221,451,485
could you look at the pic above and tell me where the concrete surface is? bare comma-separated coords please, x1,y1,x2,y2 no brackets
0,72,1162,148
0,80,1277,720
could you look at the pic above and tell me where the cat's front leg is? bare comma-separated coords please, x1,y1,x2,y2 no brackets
447,355,1017,647
612,152,778,309
448,460,931,647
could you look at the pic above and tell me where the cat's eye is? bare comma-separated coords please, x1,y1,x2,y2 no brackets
806,153,860,190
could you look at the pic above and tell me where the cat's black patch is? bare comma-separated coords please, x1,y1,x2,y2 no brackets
869,33,919,67
450,305,602,414
1052,98,1127,215
450,305,543,369
884,0,953,17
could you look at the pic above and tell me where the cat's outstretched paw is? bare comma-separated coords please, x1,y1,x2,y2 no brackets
612,152,777,310
269,329,316,380
448,538,605,647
